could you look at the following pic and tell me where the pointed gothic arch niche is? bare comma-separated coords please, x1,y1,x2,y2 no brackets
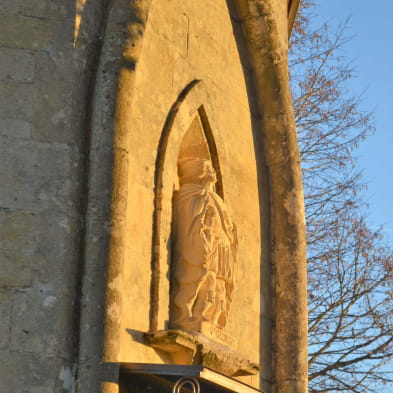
149,81,224,332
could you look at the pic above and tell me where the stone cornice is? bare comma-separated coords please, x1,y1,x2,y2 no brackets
288,0,301,37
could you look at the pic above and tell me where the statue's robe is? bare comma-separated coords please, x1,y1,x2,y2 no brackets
171,183,237,331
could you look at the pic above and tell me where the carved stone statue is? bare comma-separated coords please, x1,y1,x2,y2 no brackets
170,158,237,332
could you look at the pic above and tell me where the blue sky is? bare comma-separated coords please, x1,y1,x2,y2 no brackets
312,0,393,243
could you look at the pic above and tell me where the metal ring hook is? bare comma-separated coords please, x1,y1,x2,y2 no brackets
172,377,201,393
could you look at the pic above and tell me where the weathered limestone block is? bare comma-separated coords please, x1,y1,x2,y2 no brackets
0,15,54,50
0,82,36,120
0,48,35,82
0,0,74,20
0,118,32,139
0,210,79,294
0,250,35,288
0,289,11,350
0,137,80,212
10,288,74,358
31,48,76,143
0,351,75,393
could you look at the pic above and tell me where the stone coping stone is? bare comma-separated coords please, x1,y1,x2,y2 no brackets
144,329,259,377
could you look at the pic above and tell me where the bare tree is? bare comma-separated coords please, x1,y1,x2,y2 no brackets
290,2,393,392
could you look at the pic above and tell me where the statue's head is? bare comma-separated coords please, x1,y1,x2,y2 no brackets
178,158,217,187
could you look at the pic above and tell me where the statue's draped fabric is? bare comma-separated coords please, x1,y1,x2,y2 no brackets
171,181,237,331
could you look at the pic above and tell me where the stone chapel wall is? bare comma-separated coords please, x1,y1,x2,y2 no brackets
0,1,305,393
0,1,109,392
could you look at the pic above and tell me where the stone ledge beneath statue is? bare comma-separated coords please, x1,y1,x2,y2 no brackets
200,322,237,348
144,329,259,377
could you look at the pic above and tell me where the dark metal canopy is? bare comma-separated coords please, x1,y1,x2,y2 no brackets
115,363,264,393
